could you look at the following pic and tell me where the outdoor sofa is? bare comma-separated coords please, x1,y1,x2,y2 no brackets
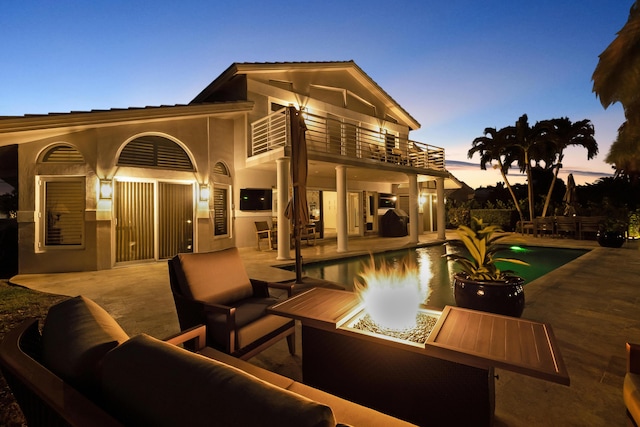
0,295,416,427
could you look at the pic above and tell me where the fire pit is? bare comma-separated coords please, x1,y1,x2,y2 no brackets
268,254,570,427
344,308,441,346
270,287,569,427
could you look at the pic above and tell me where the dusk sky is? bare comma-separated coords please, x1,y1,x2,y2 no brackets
1,1,631,188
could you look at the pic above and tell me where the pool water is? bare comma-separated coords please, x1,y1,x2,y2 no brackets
283,245,588,310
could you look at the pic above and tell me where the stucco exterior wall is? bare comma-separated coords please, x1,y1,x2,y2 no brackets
15,114,241,273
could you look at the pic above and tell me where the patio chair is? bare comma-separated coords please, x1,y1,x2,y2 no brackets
517,220,535,236
577,216,604,240
555,216,577,239
369,143,384,161
300,223,316,246
168,248,295,360
533,217,555,237
254,221,272,250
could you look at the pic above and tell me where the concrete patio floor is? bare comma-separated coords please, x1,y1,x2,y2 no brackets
10,233,640,426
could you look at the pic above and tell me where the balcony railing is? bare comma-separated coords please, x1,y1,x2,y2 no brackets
250,108,445,172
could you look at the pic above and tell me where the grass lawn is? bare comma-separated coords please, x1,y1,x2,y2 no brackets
0,279,69,427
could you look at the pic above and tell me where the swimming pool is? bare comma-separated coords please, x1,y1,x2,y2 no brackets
282,245,588,310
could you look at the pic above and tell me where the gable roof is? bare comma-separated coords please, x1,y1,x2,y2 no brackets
191,61,421,130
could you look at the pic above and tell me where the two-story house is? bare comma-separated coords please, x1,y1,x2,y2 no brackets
0,61,460,274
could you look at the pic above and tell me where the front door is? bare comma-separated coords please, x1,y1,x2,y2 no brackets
158,182,193,258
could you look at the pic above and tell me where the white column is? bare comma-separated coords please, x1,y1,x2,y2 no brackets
436,177,446,240
409,174,419,244
336,165,348,253
276,158,292,260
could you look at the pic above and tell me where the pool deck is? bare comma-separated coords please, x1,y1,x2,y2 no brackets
9,233,640,426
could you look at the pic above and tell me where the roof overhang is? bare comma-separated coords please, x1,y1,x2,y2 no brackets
0,101,254,146
193,61,421,130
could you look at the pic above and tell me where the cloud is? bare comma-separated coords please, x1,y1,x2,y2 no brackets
445,160,613,188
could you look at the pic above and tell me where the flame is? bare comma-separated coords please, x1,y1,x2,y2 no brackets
354,255,432,330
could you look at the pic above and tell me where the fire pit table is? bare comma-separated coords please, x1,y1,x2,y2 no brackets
269,287,569,427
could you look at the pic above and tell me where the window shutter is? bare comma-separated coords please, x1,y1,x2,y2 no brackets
118,136,193,171
213,187,228,236
42,145,84,163
45,180,84,246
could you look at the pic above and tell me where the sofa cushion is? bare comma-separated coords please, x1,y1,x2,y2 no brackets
178,248,254,304
101,334,336,427
41,295,129,394
288,382,416,427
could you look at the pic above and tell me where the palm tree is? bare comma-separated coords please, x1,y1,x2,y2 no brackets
539,118,598,217
468,126,525,225
510,114,548,222
606,121,640,182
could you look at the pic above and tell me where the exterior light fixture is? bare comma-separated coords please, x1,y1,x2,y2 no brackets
100,180,113,200
200,184,210,202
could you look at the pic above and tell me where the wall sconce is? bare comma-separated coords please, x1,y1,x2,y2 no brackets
100,180,113,200
199,184,210,202
419,194,427,205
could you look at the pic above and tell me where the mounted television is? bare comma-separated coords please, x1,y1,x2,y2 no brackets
378,193,397,209
239,188,273,211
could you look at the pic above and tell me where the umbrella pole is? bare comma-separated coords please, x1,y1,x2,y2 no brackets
294,189,303,284
290,107,304,284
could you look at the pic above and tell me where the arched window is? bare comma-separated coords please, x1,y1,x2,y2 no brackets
40,144,84,163
213,161,230,176
118,135,193,171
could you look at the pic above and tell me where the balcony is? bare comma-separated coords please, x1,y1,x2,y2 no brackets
250,108,445,174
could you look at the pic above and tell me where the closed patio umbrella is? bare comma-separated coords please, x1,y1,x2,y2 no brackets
563,173,577,216
285,106,309,283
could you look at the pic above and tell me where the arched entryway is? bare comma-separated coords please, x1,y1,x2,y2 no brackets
114,135,195,263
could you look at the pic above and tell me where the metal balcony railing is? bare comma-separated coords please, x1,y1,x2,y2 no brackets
250,108,445,172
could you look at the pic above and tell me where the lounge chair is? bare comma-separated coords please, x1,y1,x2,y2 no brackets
168,248,295,359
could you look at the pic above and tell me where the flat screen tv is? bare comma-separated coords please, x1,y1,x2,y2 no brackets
239,188,272,211
378,193,397,209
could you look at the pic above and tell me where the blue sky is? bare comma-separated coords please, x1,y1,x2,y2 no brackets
1,1,630,187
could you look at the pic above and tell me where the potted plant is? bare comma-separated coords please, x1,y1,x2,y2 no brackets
444,217,529,317
590,197,629,248
596,214,628,248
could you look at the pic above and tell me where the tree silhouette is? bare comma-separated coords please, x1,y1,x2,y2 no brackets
592,1,640,181
539,118,598,217
469,126,526,225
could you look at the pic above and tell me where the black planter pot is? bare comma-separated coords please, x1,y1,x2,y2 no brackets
453,273,525,318
597,231,625,248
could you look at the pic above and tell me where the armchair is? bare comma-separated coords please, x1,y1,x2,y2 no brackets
625,342,640,426
168,248,295,360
